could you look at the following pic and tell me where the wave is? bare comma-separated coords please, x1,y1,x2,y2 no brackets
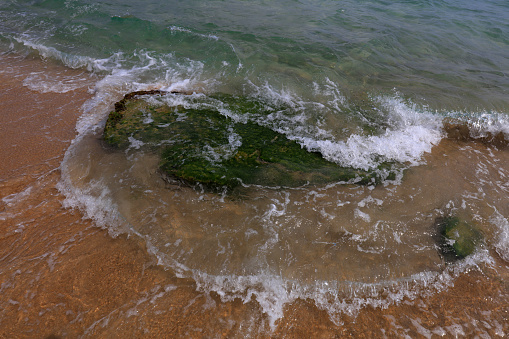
443,116,509,148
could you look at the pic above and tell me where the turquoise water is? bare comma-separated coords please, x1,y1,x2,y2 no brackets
2,0,509,331
1,0,508,110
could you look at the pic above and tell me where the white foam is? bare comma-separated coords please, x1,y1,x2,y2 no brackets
431,326,447,336
2,186,32,207
182,247,493,330
201,129,242,164
17,38,99,70
445,323,465,337
22,71,93,93
354,208,371,222
312,77,347,110
249,80,304,108
168,25,219,41
295,96,444,170
74,58,209,136
410,318,432,339
127,137,145,150
57,175,130,238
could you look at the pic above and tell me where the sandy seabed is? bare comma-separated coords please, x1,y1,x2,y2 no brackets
0,55,508,338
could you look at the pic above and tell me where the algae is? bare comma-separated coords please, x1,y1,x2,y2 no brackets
104,91,390,192
436,216,483,260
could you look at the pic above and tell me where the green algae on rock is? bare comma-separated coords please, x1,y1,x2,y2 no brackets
436,216,483,260
103,91,388,191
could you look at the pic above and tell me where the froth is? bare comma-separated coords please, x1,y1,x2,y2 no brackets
189,251,492,330
242,81,444,170
326,96,442,169
295,124,439,170
57,178,128,237
448,110,509,140
74,57,209,135
22,71,94,93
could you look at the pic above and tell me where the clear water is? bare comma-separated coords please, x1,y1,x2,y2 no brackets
1,0,509,329
2,0,508,108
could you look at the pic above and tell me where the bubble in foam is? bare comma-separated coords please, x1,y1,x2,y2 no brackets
186,251,493,330
57,166,131,238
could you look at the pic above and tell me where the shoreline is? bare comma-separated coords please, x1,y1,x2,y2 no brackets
0,55,508,337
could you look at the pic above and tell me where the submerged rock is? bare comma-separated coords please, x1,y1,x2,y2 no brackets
443,119,509,149
103,91,390,192
436,216,483,260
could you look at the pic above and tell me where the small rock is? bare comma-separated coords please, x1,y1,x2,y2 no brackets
436,216,482,260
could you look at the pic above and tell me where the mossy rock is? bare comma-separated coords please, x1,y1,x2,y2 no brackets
104,91,391,192
436,216,483,260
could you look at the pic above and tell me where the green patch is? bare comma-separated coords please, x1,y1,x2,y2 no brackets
436,216,483,260
104,91,392,192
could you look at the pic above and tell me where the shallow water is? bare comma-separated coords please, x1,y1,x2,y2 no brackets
1,0,509,336
59,107,509,326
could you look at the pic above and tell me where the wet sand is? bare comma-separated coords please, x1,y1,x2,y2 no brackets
0,55,508,337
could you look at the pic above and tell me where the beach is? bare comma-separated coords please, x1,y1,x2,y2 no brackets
1,54,507,337
2,0,509,336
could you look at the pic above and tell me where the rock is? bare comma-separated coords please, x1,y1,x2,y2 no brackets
443,119,509,149
103,91,391,192
436,216,483,260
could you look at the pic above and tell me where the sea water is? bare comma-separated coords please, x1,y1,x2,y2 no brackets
1,0,508,332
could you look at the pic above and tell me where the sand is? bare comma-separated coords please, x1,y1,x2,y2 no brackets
0,55,507,338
